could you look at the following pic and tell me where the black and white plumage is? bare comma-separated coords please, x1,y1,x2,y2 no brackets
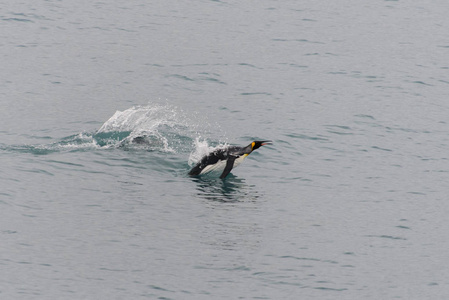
188,140,272,179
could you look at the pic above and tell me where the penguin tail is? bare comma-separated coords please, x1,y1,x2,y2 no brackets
188,165,201,176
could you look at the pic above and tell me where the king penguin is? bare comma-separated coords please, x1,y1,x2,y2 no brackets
188,140,272,179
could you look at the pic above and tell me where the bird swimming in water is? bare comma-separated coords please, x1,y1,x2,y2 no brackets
188,140,272,179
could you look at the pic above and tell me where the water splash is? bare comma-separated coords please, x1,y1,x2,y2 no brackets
2,103,212,155
96,104,194,153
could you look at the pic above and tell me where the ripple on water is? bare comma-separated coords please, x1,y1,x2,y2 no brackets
191,175,261,203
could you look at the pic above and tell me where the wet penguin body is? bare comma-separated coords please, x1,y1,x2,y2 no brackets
188,141,271,179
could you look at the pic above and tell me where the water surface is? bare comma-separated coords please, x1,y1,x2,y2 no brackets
2,1,449,299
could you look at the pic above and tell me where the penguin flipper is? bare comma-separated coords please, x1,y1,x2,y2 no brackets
188,164,201,176
220,156,236,179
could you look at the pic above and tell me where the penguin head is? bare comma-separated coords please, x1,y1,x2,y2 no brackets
251,140,272,151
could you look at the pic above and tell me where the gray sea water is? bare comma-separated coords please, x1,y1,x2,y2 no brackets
2,1,449,299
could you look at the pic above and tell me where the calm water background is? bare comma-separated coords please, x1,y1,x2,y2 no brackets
2,1,449,299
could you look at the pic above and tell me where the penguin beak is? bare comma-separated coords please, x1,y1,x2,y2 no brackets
261,141,272,146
